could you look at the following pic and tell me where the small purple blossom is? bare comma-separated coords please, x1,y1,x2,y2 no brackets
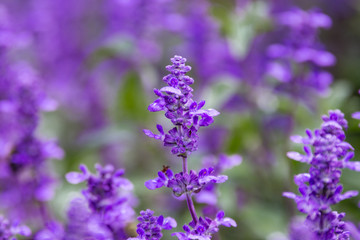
145,167,227,197
172,211,236,240
128,209,176,240
284,110,360,239
144,55,219,157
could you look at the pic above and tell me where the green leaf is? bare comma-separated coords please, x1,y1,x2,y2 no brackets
115,71,149,122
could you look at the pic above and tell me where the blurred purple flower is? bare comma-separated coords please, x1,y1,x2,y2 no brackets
64,198,114,240
178,0,240,83
0,24,63,226
267,8,334,108
345,221,360,240
66,164,136,238
288,217,317,240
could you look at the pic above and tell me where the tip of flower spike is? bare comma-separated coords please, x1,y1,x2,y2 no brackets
171,55,187,65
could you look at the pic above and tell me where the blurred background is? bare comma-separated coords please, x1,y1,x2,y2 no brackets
1,0,360,239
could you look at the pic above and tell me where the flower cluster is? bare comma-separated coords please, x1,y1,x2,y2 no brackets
144,55,219,157
267,8,335,107
128,209,176,240
0,215,31,240
145,167,228,197
284,110,360,239
66,164,136,238
172,211,236,240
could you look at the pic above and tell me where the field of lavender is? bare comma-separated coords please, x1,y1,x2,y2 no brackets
1,0,360,239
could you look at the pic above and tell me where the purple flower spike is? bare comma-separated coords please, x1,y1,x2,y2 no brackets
284,110,360,239
128,209,176,240
144,55,219,157
144,56,233,239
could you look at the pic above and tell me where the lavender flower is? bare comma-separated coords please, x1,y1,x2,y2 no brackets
284,110,360,239
128,209,176,240
144,55,219,157
66,164,136,238
144,56,236,239
0,215,31,240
